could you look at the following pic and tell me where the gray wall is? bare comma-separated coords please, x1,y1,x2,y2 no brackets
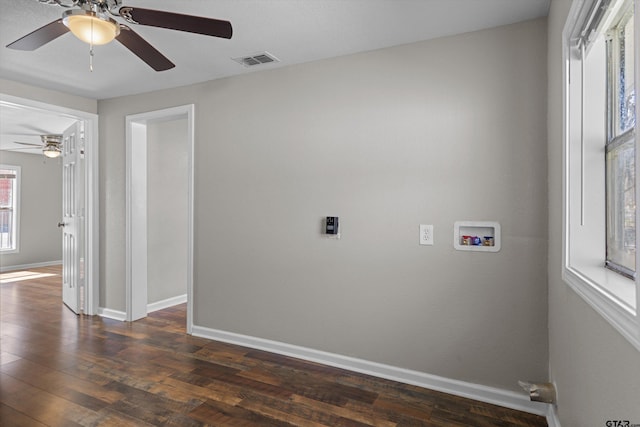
99,18,548,392
0,78,97,114
547,0,640,425
0,151,62,268
147,118,189,304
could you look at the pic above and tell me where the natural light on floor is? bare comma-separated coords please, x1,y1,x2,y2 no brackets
0,270,57,284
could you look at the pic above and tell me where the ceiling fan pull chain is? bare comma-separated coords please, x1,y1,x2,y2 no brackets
89,17,94,72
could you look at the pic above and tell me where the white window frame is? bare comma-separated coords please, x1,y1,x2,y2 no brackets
605,1,636,280
564,28,612,317
563,0,640,351
0,164,20,254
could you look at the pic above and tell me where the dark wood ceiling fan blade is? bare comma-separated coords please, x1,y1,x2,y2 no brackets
6,19,68,51
119,7,232,39
116,26,175,72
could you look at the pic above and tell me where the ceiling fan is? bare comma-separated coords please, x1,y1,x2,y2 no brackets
9,135,64,158
6,0,233,71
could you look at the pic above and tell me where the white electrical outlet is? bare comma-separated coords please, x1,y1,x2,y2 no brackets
419,224,434,245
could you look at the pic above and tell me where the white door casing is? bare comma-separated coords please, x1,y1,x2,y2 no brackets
125,104,194,330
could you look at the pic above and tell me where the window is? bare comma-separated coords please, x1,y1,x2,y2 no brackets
563,0,640,351
0,165,20,253
606,1,636,278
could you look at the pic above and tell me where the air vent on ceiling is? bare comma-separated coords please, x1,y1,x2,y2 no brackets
233,52,280,67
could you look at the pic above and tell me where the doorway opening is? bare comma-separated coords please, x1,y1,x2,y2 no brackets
125,105,194,333
0,94,99,315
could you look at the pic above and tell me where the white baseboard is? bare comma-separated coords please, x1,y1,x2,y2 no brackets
97,307,127,321
546,405,561,427
0,260,62,273
147,294,187,313
191,325,550,417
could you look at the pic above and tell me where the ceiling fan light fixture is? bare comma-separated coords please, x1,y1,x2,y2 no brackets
43,143,62,158
62,9,120,45
41,135,63,158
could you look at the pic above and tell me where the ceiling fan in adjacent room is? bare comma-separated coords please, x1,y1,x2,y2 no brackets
5,0,233,71
8,135,64,158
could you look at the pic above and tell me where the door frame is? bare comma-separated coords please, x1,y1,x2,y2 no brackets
0,94,100,315
125,104,194,332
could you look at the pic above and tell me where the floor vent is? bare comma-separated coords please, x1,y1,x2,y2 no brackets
233,52,280,67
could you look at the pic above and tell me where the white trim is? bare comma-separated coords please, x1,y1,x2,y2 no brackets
0,260,62,272
191,324,550,417
186,107,194,335
147,294,187,313
0,94,99,316
546,405,561,427
0,164,20,254
564,267,640,351
562,0,640,353
84,111,99,316
97,307,127,321
126,120,148,321
125,104,194,329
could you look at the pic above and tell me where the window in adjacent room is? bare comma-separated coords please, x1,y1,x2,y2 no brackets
0,165,20,253
563,0,639,351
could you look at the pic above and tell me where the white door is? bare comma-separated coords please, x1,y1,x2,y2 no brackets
61,121,84,314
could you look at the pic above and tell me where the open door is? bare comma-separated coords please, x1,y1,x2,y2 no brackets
61,121,84,314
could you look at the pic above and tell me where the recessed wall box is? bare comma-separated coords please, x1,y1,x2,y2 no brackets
454,221,500,252
326,217,339,235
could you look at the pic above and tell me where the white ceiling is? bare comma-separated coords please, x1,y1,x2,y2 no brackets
0,0,549,153
1,0,550,100
0,102,78,152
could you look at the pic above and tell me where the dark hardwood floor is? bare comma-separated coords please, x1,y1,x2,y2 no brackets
0,265,548,426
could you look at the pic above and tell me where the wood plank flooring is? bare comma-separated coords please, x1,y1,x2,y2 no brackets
0,265,548,426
